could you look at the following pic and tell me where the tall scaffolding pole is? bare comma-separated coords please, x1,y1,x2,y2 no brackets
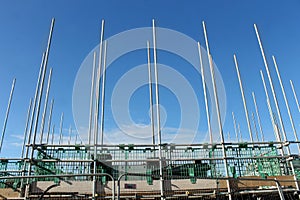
21,98,33,158
93,19,105,199
46,99,54,144
260,71,283,148
254,27,298,189
39,67,53,143
254,24,289,146
25,52,45,159
202,21,231,200
28,19,55,184
59,112,64,145
100,41,108,148
88,52,97,145
290,80,300,113
0,78,16,153
251,112,260,142
197,42,213,144
252,92,265,142
272,56,299,152
152,19,164,200
51,125,55,145
233,54,254,142
232,112,239,142
147,41,156,146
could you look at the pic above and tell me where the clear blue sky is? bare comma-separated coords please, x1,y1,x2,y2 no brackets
0,0,299,157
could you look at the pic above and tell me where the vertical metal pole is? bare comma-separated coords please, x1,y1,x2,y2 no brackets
254,27,299,188
88,52,97,145
68,125,72,145
147,41,156,146
252,92,265,142
28,18,55,179
25,52,45,159
260,70,283,145
232,112,239,142
0,78,16,153
59,113,64,145
275,179,286,200
290,80,300,113
202,21,231,200
152,19,164,200
21,99,33,158
46,99,54,144
100,41,108,148
197,42,213,144
251,112,260,142
272,56,300,152
39,67,53,144
51,125,55,145
238,123,242,142
22,54,45,197
75,132,78,144
93,19,105,199
233,54,253,142
254,24,288,144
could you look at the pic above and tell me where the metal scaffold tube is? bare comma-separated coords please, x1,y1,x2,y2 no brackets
152,19,165,200
202,21,231,200
252,92,265,142
233,54,254,142
147,41,156,146
0,78,16,153
272,56,300,153
260,71,283,150
254,24,289,146
290,80,300,113
46,99,54,144
88,52,97,145
197,42,213,144
93,19,105,199
39,67,53,144
232,112,239,142
21,98,33,158
100,40,108,148
254,26,299,190
59,112,64,144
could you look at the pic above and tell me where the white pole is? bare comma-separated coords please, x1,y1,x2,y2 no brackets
93,19,105,199
261,70,285,159
152,19,164,200
46,99,54,144
39,67,53,143
233,54,253,142
51,124,55,145
100,41,108,148
197,42,213,144
22,99,32,158
251,112,260,142
88,52,97,145
0,78,16,153
202,21,231,200
238,123,242,142
272,56,299,152
147,41,155,146
68,125,72,145
252,92,264,142
254,24,288,144
25,52,45,158
232,112,239,142
59,112,64,145
290,80,300,113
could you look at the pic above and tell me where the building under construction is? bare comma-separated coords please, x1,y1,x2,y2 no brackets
0,19,300,200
